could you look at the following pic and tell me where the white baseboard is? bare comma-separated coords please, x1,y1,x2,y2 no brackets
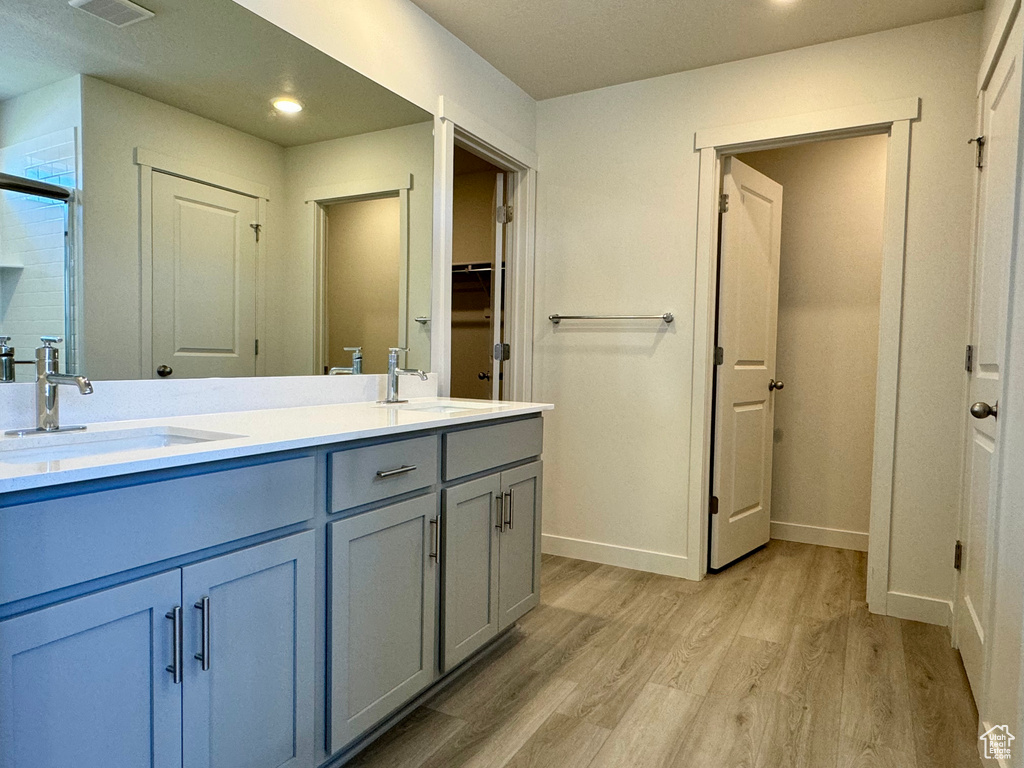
541,534,698,580
770,520,869,551
885,590,952,627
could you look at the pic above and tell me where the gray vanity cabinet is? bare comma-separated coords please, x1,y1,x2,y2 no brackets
328,494,439,752
182,531,315,768
441,475,502,671
0,570,183,768
497,461,543,629
440,460,543,671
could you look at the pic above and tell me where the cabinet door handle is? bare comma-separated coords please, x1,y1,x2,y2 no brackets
506,488,515,531
429,517,440,565
376,465,417,478
194,596,211,671
496,493,505,531
165,605,183,684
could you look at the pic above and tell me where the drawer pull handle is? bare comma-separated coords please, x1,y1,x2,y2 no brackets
166,605,183,684
376,465,417,479
194,596,211,671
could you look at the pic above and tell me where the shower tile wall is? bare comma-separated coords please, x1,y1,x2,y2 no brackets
0,129,76,381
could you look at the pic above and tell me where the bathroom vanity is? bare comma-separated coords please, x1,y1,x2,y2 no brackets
0,399,549,768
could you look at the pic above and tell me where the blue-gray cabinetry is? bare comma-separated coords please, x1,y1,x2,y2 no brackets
328,494,438,751
0,531,314,768
0,570,183,768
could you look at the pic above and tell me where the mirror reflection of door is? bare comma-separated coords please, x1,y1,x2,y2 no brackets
450,146,507,400
151,172,258,379
324,195,401,375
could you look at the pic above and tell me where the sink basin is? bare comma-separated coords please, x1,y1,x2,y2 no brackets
0,426,244,465
394,400,501,415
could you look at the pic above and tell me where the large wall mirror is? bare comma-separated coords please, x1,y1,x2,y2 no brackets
0,0,433,382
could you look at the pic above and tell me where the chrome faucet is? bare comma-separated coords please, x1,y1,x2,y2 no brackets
5,337,93,436
380,347,427,404
329,347,363,375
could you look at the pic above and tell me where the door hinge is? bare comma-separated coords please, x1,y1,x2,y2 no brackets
714,346,724,365
710,495,719,515
719,193,730,213
496,204,513,224
954,540,963,570
493,342,510,361
250,222,262,242
965,344,973,373
255,339,259,356
969,136,985,170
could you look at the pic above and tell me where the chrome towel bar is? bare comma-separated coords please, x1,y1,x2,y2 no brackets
549,313,674,325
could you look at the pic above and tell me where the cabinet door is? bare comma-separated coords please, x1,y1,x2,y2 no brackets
441,474,501,671
0,570,183,768
498,462,543,629
329,495,438,752
182,531,315,768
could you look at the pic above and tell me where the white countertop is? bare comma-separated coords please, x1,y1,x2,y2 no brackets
0,398,552,495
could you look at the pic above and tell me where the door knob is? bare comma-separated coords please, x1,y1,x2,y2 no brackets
769,379,784,391
970,401,997,419
156,365,173,378
478,371,491,381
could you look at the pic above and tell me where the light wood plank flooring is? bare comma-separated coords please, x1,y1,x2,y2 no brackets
350,541,981,768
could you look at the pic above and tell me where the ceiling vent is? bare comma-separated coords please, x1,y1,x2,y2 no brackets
68,0,154,28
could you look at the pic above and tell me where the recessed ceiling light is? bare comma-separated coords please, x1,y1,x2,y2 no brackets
272,97,303,114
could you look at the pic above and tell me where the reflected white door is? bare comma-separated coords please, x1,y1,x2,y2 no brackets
152,173,258,379
956,15,1022,708
710,158,783,569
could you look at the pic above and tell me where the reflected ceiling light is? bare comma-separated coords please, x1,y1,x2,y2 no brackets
272,97,303,114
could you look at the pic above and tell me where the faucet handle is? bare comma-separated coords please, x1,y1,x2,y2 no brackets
344,347,362,353
40,336,63,347
0,336,11,347
388,347,409,354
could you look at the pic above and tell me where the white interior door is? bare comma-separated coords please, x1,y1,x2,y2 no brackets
956,14,1022,712
710,157,784,569
152,173,258,379
490,173,505,400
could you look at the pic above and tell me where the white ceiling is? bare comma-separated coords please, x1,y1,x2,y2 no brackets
0,0,430,147
408,0,984,100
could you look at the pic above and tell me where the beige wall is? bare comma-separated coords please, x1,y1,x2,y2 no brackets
740,135,888,548
80,76,285,380
535,14,981,610
278,121,434,374
984,0,1016,53
325,196,401,375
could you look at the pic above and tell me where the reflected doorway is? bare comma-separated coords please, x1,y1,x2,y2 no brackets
450,145,508,399
323,195,401,375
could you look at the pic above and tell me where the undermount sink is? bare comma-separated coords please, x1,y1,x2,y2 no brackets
394,400,501,415
0,426,244,465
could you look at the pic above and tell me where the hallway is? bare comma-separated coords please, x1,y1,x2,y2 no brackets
352,541,981,768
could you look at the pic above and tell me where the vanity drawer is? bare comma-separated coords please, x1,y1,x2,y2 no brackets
0,456,316,605
329,436,438,513
443,417,543,481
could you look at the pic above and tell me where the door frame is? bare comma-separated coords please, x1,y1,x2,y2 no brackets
690,99,919,617
433,97,538,400
306,175,413,374
135,148,268,379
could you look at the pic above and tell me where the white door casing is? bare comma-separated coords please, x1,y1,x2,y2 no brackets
959,12,1024,722
710,158,784,569
152,173,258,379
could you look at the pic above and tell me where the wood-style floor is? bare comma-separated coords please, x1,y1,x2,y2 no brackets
351,541,982,768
